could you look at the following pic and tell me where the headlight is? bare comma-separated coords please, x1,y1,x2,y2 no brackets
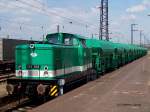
44,66,49,77
44,66,48,70
44,71,48,77
30,44,34,49
18,70,22,76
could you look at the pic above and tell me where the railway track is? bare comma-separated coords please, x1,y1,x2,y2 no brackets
0,74,15,82
0,96,57,112
0,96,33,112
0,93,52,112
0,77,88,112
0,69,15,83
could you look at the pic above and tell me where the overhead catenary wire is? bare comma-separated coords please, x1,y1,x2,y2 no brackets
0,0,99,29
34,0,98,27
15,0,98,29
0,17,43,31
0,0,99,35
0,2,52,36
0,0,100,38
0,17,43,39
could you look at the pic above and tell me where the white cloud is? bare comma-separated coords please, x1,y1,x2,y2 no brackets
126,4,146,13
0,0,44,15
13,17,31,23
44,7,99,36
0,0,99,39
121,14,136,21
126,0,150,13
143,0,150,7
15,9,31,16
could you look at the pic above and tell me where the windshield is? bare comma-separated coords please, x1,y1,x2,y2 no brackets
47,34,60,44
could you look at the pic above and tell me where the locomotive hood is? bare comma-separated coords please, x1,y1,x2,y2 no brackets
15,44,55,79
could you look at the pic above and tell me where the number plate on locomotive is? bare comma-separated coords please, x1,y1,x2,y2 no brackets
26,65,40,69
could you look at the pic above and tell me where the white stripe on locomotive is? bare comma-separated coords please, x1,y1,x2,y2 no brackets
16,63,92,78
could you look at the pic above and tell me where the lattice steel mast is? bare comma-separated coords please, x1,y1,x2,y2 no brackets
99,0,109,41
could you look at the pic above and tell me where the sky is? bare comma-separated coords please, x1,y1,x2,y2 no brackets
0,0,150,44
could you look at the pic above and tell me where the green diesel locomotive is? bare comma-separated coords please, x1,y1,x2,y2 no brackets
6,33,147,98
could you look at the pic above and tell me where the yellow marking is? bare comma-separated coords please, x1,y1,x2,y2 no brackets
50,85,57,92
55,93,58,97
51,89,58,96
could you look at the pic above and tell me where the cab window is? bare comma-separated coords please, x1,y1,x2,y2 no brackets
73,38,79,46
81,40,87,48
64,37,73,45
47,34,60,44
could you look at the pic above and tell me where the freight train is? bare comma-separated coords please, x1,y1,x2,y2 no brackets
6,33,147,98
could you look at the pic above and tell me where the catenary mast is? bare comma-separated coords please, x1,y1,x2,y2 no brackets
99,0,109,41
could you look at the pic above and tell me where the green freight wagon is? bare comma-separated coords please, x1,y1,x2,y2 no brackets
86,39,117,75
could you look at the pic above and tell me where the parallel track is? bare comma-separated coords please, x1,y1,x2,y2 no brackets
0,95,29,112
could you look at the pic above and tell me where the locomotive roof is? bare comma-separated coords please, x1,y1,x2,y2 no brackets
46,32,88,40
